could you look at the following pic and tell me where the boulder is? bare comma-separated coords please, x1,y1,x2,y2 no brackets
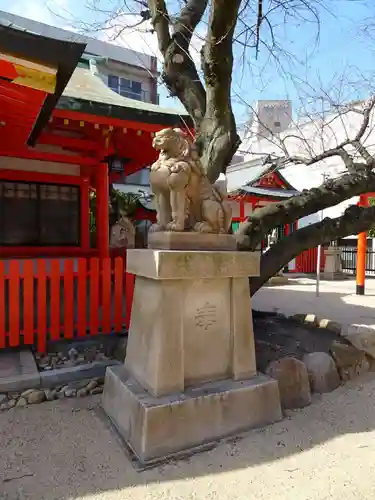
302,352,341,393
266,357,311,409
342,324,375,359
44,389,56,402
330,340,369,381
86,380,98,391
26,390,45,405
90,386,103,395
291,314,307,323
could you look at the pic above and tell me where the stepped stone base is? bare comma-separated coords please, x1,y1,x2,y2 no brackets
148,231,238,251
102,365,282,464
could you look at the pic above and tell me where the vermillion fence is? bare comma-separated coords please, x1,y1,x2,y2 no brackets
294,247,326,273
0,256,135,353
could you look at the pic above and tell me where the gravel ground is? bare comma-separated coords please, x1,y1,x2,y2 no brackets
1,374,375,500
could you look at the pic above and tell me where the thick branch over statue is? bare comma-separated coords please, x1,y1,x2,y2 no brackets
238,171,375,250
251,204,375,295
82,1,375,291
239,96,375,251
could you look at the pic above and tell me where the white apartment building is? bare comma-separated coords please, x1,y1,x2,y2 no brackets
0,10,159,104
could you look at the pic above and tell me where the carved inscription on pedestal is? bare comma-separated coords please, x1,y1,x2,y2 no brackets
195,302,217,331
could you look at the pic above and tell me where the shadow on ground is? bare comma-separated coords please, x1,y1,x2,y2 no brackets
2,280,375,499
1,370,375,499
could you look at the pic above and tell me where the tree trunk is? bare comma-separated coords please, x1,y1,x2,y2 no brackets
250,204,375,295
148,0,242,183
197,0,242,182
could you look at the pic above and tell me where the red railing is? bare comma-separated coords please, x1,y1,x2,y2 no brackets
0,256,135,353
295,247,326,273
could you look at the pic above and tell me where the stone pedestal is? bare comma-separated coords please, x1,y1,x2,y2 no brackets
102,249,282,464
322,247,348,280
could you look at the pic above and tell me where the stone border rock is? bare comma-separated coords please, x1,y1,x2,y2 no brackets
0,377,105,411
39,359,120,388
264,311,375,410
0,346,121,411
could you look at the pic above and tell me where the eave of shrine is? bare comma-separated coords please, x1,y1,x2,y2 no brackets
0,23,86,148
0,29,191,177
230,185,300,201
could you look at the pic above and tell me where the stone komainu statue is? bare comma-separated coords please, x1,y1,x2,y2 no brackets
149,128,232,234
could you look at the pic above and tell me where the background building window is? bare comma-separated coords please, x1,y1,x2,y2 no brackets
0,181,80,246
108,75,144,101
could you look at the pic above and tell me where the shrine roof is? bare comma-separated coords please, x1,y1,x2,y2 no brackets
234,186,299,198
228,157,298,193
58,67,192,128
0,23,86,146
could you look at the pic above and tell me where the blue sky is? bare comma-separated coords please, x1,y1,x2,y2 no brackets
1,0,374,125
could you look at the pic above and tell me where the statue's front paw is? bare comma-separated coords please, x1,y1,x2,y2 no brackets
166,221,184,232
193,222,213,233
149,223,165,233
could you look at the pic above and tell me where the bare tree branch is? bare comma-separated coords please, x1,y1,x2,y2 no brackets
250,203,375,295
148,0,171,53
238,171,375,250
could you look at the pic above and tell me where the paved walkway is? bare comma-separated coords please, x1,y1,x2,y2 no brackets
253,276,375,325
2,375,375,500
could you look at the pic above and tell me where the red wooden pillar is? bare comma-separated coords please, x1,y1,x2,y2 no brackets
356,194,367,295
96,163,109,258
80,176,90,252
239,200,245,220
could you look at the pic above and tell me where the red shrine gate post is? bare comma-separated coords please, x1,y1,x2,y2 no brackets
96,163,110,258
356,194,369,295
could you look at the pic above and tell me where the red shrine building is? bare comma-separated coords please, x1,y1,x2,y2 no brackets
228,163,300,236
0,25,191,261
0,24,191,352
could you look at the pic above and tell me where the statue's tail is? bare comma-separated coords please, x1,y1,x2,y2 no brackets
211,185,224,203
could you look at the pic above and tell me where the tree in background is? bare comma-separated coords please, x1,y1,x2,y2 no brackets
89,188,140,244
79,0,375,292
